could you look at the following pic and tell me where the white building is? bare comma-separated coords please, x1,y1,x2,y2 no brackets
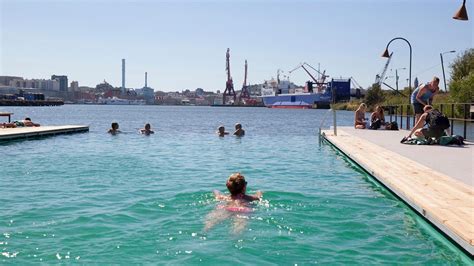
9,78,60,91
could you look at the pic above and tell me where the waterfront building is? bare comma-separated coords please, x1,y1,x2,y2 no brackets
9,78,60,91
51,75,68,92
70,81,79,92
0,76,23,86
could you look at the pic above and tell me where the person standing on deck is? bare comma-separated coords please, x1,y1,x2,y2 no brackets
411,76,440,125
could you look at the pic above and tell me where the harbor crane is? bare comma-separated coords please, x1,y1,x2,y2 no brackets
375,52,393,86
374,52,406,96
289,62,329,92
223,48,236,104
239,60,250,103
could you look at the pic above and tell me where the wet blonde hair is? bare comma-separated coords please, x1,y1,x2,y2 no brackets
226,172,247,195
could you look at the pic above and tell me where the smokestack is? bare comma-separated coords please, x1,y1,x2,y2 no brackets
145,72,147,87
121,59,125,94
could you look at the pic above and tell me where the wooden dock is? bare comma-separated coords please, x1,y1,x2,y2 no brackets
322,127,473,256
0,125,89,141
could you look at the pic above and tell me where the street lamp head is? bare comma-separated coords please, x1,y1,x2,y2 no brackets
381,48,390,58
449,50,456,53
453,0,468,20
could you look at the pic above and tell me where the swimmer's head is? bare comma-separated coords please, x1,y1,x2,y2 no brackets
145,123,151,130
111,122,119,130
218,125,225,133
226,172,247,195
235,123,242,130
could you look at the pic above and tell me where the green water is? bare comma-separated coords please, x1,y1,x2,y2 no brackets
0,105,470,264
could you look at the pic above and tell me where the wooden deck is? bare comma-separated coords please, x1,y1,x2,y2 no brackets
322,127,474,256
0,125,89,141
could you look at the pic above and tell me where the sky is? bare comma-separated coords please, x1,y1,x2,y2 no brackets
0,0,472,92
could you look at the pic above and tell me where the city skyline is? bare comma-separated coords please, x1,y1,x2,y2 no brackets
1,0,472,91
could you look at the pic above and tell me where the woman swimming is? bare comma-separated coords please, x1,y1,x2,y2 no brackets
204,173,262,234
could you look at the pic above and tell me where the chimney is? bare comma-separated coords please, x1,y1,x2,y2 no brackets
121,59,125,94
145,72,148,87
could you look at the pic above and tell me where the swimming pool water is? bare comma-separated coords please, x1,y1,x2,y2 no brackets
0,105,470,264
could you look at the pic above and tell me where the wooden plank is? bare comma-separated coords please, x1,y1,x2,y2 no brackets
322,129,474,256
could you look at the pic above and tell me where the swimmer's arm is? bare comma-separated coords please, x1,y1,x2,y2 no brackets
247,191,263,201
213,190,228,200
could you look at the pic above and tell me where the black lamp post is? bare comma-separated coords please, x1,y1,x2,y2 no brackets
453,0,469,20
440,50,456,92
382,37,412,104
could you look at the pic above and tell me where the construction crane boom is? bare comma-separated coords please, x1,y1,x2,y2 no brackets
223,48,236,104
375,52,393,86
239,60,250,102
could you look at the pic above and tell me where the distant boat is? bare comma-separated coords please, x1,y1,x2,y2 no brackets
99,97,146,105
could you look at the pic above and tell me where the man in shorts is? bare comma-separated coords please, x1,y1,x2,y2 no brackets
410,76,440,125
405,105,449,141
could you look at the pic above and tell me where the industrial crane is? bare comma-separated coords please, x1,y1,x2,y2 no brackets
239,60,250,103
375,52,393,86
289,62,329,92
223,48,236,104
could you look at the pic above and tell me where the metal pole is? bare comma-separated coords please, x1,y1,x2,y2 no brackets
384,37,412,105
440,53,447,92
396,69,399,91
332,86,337,136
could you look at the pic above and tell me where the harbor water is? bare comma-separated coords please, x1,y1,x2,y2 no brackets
0,105,471,264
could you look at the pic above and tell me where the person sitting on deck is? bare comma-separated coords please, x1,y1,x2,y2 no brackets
204,172,262,234
2,117,40,128
369,105,386,130
140,123,154,135
404,105,450,142
354,103,368,129
233,123,245,137
108,122,121,135
216,125,229,137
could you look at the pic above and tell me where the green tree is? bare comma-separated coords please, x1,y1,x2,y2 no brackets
365,84,385,107
450,49,474,81
450,72,474,103
449,49,474,103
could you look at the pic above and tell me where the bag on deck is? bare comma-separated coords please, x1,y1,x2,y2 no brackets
386,121,399,130
369,119,382,130
426,109,450,130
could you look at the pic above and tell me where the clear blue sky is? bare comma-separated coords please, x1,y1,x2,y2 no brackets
0,0,472,91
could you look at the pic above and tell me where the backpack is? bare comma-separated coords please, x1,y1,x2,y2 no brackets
369,119,382,130
426,109,450,130
386,121,398,130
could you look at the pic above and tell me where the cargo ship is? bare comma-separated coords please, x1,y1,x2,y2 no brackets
260,78,351,109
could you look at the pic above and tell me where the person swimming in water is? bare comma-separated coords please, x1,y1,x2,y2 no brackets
233,123,245,137
204,173,262,234
216,125,229,137
108,122,121,135
140,123,154,135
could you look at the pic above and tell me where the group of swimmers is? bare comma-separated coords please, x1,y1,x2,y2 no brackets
216,123,245,137
107,122,246,137
107,122,154,135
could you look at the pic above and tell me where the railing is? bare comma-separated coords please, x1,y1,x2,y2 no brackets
385,103,473,140
318,109,334,142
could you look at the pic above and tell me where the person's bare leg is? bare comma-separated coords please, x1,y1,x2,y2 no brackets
204,208,231,232
231,215,248,235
